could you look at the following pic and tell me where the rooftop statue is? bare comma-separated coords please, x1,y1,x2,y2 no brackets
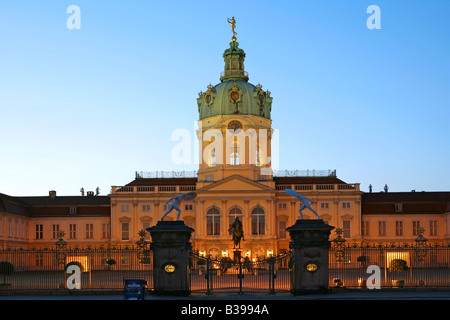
227,16,237,40
161,192,196,221
285,188,320,219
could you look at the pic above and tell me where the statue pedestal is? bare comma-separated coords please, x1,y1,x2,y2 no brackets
232,249,241,263
148,220,194,296
286,219,334,294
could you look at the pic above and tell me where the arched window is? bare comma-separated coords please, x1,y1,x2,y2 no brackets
251,207,265,235
209,149,216,167
228,207,243,235
207,207,220,236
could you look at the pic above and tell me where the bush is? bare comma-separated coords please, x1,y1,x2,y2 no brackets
0,262,15,285
65,261,84,273
389,259,409,272
197,259,206,266
105,258,116,266
357,255,367,262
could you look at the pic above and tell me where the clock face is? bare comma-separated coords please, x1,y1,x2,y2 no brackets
228,120,242,130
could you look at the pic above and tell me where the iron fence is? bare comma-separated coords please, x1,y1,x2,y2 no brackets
2,241,450,293
189,251,292,294
0,245,153,291
329,242,450,288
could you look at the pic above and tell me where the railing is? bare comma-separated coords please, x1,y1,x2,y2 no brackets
189,252,292,294
329,242,450,288
220,70,249,79
112,183,359,194
136,171,198,179
274,169,337,177
135,169,337,179
0,245,153,291
2,242,450,292
275,184,360,192
111,185,197,194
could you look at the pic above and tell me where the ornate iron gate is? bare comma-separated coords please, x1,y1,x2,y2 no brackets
190,251,292,294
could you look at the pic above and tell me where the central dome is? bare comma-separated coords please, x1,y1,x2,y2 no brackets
197,40,273,120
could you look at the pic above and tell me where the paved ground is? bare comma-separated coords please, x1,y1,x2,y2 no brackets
1,289,450,300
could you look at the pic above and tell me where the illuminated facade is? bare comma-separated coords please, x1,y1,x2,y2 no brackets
108,34,363,259
1,28,449,254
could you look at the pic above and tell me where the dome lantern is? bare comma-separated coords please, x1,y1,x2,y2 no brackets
220,17,249,82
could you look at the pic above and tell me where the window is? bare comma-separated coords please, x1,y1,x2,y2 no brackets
361,221,369,237
184,204,193,211
120,204,130,212
142,222,151,240
86,224,94,239
207,208,221,236
394,203,403,213
228,207,242,235
7,219,11,238
320,202,330,209
378,221,386,237
278,203,287,210
413,220,421,236
255,145,261,167
69,224,77,239
395,221,404,236
142,204,151,212
52,224,60,240
122,222,130,241
102,223,110,239
430,220,438,236
229,141,240,165
342,202,351,209
35,224,43,240
209,150,216,167
251,207,265,236
342,221,351,239
121,254,130,265
205,175,214,182
278,221,287,239
70,207,77,214
35,253,44,267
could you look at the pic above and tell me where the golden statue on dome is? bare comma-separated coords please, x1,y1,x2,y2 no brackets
227,17,237,41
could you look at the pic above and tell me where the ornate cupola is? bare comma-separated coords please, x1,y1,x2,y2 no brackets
196,18,273,121
220,17,249,82
196,17,275,183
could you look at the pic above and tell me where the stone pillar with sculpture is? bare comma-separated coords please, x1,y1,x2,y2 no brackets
147,192,196,296
285,189,335,294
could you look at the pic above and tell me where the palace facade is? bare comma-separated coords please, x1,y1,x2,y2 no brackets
1,28,449,256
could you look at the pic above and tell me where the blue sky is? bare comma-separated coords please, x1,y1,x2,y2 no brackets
0,0,449,196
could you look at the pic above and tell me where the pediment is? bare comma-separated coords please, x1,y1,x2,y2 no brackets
197,175,274,193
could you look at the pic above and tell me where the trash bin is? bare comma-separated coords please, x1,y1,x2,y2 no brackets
123,279,147,300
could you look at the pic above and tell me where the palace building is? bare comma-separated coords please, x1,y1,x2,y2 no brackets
1,22,449,254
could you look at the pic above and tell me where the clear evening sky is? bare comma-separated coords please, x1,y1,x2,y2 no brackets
0,1,448,196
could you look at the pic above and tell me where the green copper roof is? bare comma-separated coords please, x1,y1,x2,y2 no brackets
197,40,273,120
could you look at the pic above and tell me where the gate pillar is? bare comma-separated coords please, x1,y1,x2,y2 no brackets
287,219,334,294
148,221,194,296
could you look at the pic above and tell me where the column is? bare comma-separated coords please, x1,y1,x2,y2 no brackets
110,202,118,242
221,200,228,237
132,200,138,241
